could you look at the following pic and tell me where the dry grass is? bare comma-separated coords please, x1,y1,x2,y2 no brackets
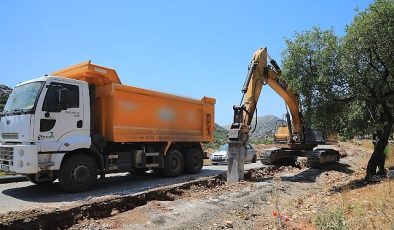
360,140,374,151
358,140,394,169
385,144,394,169
203,159,212,166
328,180,394,230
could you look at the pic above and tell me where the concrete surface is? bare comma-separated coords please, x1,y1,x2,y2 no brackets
0,162,263,214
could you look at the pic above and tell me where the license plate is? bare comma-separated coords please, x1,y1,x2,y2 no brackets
0,165,9,172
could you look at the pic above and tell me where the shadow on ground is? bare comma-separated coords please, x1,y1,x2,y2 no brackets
281,162,354,183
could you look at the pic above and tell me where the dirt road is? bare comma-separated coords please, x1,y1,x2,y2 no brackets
0,163,261,214
1,142,393,229
69,142,393,230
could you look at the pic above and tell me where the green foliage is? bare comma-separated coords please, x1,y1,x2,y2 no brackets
0,95,7,111
249,138,273,145
341,0,394,135
282,0,394,139
282,26,344,131
203,123,228,150
315,208,348,230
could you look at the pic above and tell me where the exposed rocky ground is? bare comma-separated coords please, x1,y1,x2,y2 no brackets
67,142,394,230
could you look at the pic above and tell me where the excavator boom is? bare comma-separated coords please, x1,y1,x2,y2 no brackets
227,47,339,183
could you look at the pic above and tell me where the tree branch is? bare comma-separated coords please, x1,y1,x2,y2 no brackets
384,90,394,98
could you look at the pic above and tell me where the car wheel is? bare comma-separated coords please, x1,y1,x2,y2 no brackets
58,153,97,193
252,155,257,163
163,149,184,177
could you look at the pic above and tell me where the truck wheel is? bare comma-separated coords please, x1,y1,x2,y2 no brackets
58,153,97,193
184,148,203,174
163,149,184,177
26,175,56,185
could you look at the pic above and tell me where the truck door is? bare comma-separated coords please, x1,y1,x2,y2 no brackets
34,81,85,151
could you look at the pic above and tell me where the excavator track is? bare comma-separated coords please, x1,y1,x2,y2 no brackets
306,148,340,168
261,147,340,168
260,147,299,165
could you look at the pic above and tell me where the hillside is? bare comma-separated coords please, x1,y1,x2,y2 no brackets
223,115,281,140
0,84,11,112
248,115,281,140
204,123,229,150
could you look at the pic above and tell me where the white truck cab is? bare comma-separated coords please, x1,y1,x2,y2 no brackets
0,76,91,185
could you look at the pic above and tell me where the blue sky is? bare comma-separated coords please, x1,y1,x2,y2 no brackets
0,0,373,125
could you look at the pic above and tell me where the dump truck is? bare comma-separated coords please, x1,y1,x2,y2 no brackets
0,61,215,192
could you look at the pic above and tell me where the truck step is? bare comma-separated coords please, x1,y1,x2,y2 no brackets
145,163,159,168
38,162,55,168
107,154,118,159
107,165,118,171
146,152,160,157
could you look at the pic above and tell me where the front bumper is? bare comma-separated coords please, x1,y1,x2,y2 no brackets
210,156,228,164
0,144,38,174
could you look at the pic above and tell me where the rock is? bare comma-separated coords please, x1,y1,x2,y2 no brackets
388,170,394,179
152,215,166,225
110,209,119,216
224,220,233,228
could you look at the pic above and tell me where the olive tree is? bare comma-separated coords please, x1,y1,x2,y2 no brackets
342,0,394,178
281,0,394,178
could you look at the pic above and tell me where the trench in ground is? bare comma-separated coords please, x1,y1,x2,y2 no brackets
0,166,293,230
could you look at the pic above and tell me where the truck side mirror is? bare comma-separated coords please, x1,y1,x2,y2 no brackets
58,88,69,111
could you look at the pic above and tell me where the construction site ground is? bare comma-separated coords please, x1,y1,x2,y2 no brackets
1,141,393,229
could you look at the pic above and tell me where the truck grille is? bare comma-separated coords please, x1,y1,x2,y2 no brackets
1,133,19,139
0,146,13,166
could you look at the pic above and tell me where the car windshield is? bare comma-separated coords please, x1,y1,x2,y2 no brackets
219,144,228,151
3,82,43,112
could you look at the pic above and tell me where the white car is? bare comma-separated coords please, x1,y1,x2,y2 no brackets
210,143,257,165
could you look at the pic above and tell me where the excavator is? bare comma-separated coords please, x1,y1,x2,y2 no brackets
227,47,339,182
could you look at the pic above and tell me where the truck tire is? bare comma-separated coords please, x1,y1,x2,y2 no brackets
58,153,97,193
26,175,56,185
163,149,184,177
184,148,203,174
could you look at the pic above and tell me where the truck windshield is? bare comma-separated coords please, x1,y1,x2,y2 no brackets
3,82,43,113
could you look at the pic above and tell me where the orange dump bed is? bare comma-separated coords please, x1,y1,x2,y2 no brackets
52,61,215,143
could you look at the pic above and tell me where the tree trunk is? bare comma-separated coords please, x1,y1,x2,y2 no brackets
366,121,393,179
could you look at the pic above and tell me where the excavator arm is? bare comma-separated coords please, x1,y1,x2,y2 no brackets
227,47,339,183
229,48,302,142
227,47,300,182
